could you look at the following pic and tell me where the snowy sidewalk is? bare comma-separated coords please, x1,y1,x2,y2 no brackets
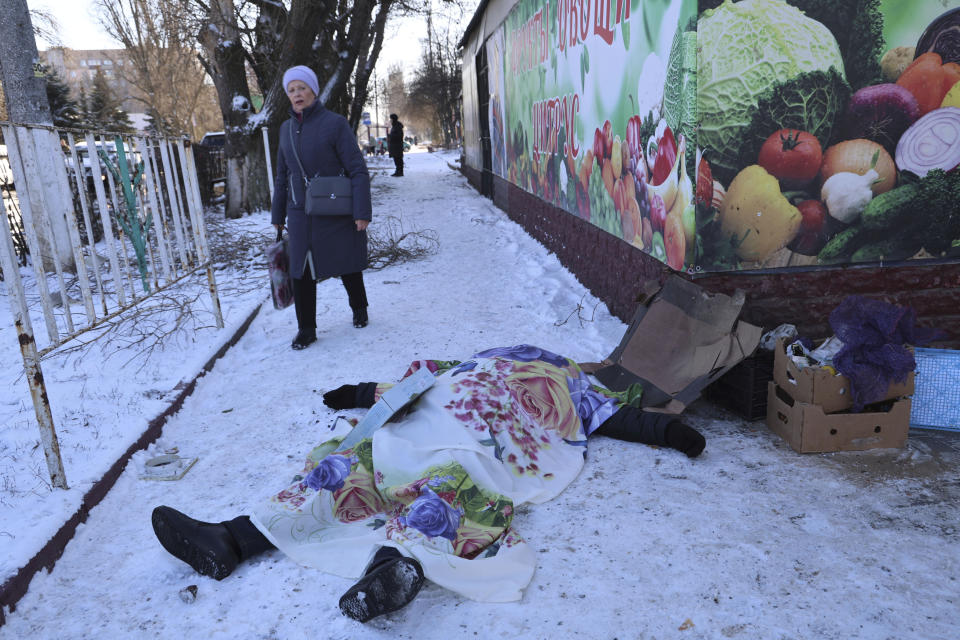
3,150,959,639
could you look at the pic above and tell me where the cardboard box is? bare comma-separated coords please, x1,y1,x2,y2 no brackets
766,382,911,453
773,338,914,414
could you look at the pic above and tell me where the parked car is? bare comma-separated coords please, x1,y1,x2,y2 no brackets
65,140,140,190
363,137,388,156
200,132,225,147
364,137,411,155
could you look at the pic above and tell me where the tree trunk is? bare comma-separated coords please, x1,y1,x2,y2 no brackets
243,132,272,213
0,0,51,125
0,0,75,269
347,0,393,131
197,0,253,219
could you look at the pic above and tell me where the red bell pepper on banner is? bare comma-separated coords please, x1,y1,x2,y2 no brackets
652,126,677,186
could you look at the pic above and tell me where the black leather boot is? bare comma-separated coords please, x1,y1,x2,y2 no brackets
338,546,425,622
291,329,317,350
151,507,274,580
352,307,368,328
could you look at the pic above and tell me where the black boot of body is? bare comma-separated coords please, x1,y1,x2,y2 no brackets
151,507,274,580
339,547,425,622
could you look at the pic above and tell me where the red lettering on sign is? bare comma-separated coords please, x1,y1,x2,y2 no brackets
530,93,580,159
593,0,613,45
564,94,580,158
615,0,630,23
509,6,551,73
578,0,590,43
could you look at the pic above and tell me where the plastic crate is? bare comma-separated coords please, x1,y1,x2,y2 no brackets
705,351,775,421
910,347,960,432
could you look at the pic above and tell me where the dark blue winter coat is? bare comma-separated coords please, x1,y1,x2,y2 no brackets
271,101,371,279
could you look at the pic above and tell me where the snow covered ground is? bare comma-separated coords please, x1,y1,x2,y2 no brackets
2,149,959,639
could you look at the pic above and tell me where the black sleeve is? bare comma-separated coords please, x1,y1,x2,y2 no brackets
355,382,378,408
323,382,378,410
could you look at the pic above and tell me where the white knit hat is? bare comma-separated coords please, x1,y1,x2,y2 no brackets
282,65,319,96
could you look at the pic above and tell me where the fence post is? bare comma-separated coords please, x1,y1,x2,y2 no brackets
4,125,60,343
158,139,192,267
178,140,224,329
262,127,274,202
0,187,68,490
65,132,109,316
48,129,96,324
135,136,173,281
84,132,129,307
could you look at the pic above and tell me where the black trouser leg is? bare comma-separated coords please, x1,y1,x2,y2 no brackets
341,272,368,311
393,155,403,175
222,515,275,560
592,406,706,458
292,276,317,331
592,407,673,444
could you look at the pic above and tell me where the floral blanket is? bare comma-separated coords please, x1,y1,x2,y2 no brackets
251,345,625,602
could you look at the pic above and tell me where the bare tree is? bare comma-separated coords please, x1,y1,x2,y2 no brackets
383,66,408,122
30,7,62,48
95,0,222,140
406,10,463,147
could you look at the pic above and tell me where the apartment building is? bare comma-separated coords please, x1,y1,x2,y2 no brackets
40,47,148,129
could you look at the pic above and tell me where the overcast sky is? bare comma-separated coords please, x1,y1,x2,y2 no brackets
35,0,118,50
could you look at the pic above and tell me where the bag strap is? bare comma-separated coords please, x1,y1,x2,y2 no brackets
287,120,310,187
287,116,348,182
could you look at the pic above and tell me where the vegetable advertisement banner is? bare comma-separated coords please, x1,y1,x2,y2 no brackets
497,0,698,269
490,0,960,273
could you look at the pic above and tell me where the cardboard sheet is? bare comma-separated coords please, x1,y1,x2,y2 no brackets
582,275,762,413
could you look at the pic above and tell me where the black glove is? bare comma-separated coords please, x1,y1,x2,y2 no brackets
665,421,706,458
323,384,359,410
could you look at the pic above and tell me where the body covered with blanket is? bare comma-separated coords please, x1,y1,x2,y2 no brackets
252,345,693,601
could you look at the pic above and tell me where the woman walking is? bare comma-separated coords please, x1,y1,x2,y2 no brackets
272,65,372,349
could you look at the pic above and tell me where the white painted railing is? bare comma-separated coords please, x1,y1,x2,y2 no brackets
0,122,223,489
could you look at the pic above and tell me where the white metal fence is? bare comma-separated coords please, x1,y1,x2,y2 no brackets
0,121,223,489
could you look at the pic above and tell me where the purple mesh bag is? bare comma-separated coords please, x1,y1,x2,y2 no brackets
829,296,942,411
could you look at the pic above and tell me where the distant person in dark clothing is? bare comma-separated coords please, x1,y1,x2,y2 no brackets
387,113,404,176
